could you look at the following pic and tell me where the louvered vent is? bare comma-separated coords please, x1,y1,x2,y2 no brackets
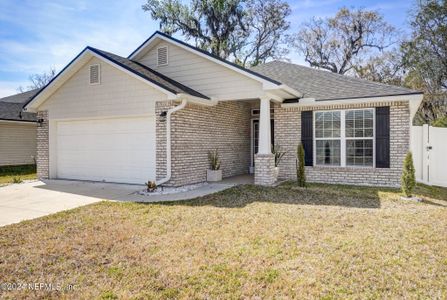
157,46,168,66
89,64,100,84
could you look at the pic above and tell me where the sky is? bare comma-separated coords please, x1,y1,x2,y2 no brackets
0,0,415,97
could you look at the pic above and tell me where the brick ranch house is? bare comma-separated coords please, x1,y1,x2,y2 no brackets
24,31,423,187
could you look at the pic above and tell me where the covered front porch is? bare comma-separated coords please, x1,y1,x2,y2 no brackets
233,96,282,186
159,90,299,187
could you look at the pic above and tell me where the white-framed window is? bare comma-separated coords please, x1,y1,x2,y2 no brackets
313,108,375,167
157,46,168,66
89,64,100,85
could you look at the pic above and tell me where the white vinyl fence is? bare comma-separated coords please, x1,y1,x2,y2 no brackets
411,124,447,187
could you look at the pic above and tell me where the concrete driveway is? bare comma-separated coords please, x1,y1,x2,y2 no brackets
0,178,238,227
0,180,139,227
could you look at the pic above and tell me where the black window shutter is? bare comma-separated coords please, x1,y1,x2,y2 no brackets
375,107,390,168
301,111,313,166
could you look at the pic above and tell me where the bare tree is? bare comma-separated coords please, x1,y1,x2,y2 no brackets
18,67,56,92
292,7,397,75
233,0,291,67
354,50,405,86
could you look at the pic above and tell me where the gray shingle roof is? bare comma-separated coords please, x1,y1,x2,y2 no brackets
91,47,210,99
251,60,422,101
0,89,38,122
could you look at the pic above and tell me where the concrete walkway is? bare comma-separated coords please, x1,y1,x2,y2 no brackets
0,176,250,226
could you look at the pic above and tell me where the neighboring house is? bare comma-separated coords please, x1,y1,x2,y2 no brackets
24,31,423,187
0,89,38,166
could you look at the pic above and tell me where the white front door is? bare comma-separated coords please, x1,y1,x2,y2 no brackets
56,116,155,184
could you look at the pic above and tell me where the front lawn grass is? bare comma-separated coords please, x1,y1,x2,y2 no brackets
0,182,446,299
0,164,37,186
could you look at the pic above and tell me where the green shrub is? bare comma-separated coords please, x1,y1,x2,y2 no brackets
401,152,416,197
208,149,221,170
0,164,36,176
296,143,306,187
431,116,447,127
146,181,157,192
12,177,23,184
271,144,286,167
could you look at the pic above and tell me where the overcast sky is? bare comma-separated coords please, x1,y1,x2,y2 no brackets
0,0,415,97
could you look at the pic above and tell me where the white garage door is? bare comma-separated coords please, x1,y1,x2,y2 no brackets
56,116,155,184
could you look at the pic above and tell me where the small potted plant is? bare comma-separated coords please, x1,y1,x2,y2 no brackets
272,144,286,179
145,180,157,192
207,149,222,182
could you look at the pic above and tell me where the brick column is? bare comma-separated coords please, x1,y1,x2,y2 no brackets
254,97,277,186
254,154,277,185
36,110,49,179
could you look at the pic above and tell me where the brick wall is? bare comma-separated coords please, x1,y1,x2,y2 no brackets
156,101,251,186
254,154,277,185
36,110,49,179
275,101,410,187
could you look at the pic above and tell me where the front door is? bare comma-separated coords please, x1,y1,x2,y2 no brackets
251,119,274,169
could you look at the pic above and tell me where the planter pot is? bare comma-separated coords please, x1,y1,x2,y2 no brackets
273,167,279,179
207,169,222,182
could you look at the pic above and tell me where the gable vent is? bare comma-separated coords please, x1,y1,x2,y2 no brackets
157,46,168,66
89,64,100,84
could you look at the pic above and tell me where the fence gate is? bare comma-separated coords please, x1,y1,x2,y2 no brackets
411,124,447,187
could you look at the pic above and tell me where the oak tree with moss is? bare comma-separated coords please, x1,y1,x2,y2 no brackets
142,0,291,67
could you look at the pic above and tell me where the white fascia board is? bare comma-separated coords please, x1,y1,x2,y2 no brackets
130,33,281,88
0,120,37,125
263,84,302,100
264,92,283,103
277,84,302,98
176,93,218,106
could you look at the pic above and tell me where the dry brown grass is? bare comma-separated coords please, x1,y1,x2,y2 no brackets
0,183,446,299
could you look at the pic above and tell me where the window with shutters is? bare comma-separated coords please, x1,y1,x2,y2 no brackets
313,108,375,167
89,64,100,85
157,46,168,66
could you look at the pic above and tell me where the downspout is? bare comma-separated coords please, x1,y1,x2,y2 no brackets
157,99,188,185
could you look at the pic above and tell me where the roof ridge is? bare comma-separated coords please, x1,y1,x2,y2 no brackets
256,60,419,93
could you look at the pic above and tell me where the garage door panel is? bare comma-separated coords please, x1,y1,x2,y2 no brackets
56,117,155,184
